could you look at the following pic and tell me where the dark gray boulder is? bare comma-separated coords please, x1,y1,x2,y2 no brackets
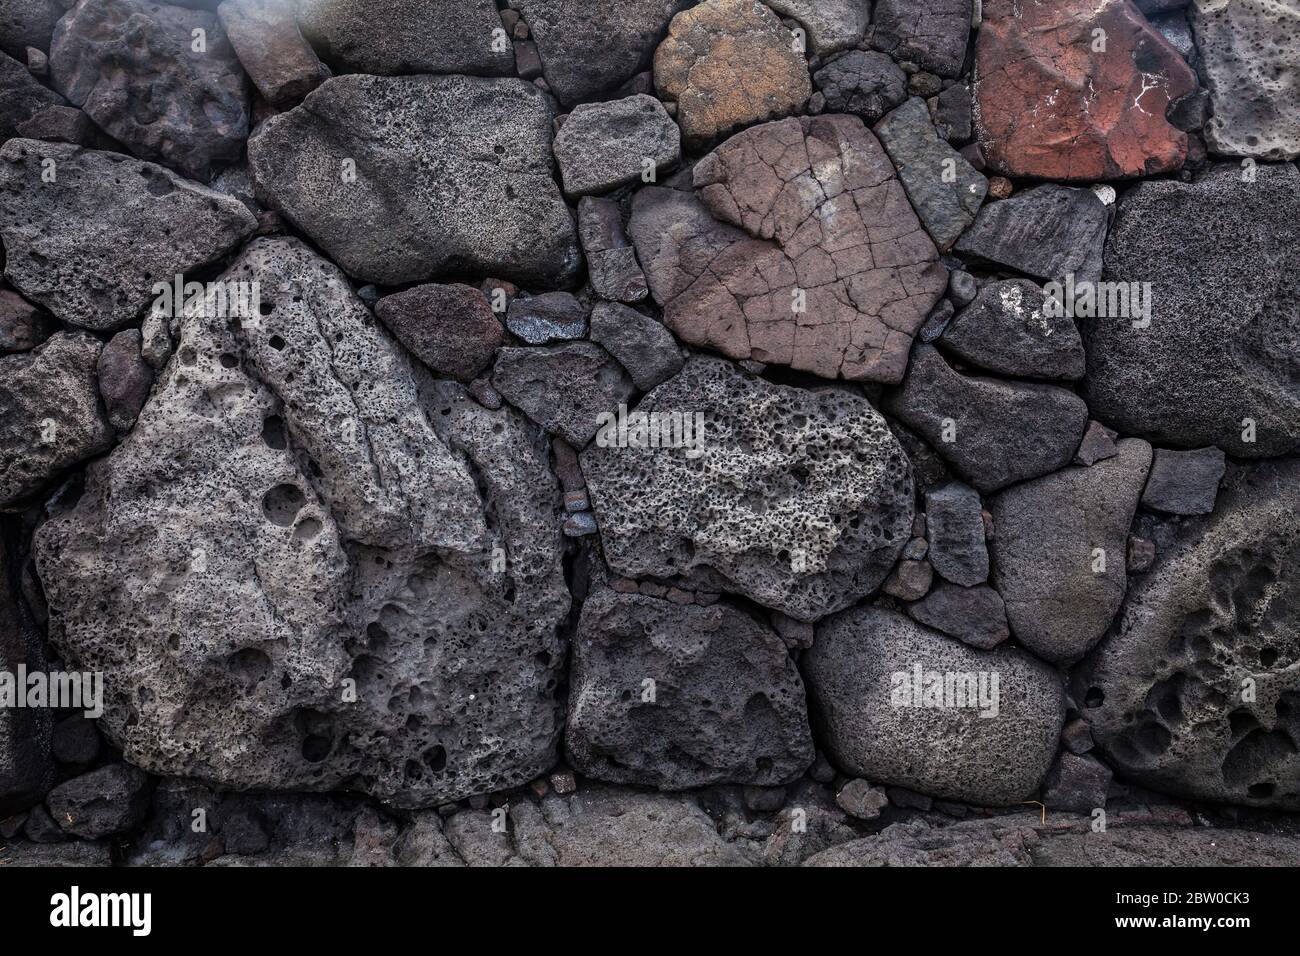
1142,447,1226,516
941,278,1086,380
45,763,151,839
374,284,505,383
0,0,63,56
872,0,972,77
1,533,53,816
954,184,1108,284
577,197,649,303
552,94,680,198
0,46,61,140
588,302,683,392
96,329,154,433
924,481,987,586
491,342,634,447
907,582,1009,649
812,50,907,122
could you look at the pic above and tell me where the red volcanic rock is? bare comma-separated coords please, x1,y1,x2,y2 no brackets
628,115,947,384
974,0,1197,181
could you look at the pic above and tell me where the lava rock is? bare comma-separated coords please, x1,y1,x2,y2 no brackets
96,329,153,433
491,342,634,447
505,292,588,345
248,74,580,288
990,439,1153,665
872,0,972,77
940,279,1086,380
1074,420,1119,466
374,284,505,383
0,285,54,353
805,607,1067,805
930,81,972,142
1041,752,1112,813
0,140,257,331
552,94,680,197
881,558,933,601
577,197,649,303
50,0,250,182
50,716,100,766
565,588,814,789
0,46,61,140
217,0,330,106
954,184,1108,285
1151,10,1196,60
583,357,915,621
1,535,54,815
907,582,1010,649
1141,447,1226,516
13,102,99,145
835,779,888,820
45,764,151,839
763,0,869,55
588,302,683,391
812,50,907,122
884,344,1089,494
921,483,987,586
0,0,63,57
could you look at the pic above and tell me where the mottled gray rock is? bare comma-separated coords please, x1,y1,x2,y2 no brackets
578,197,649,303
491,342,633,447
50,0,250,181
907,582,1009,649
1083,164,1300,457
505,292,587,345
0,285,53,353
46,764,151,839
516,0,691,106
1142,447,1226,516
1152,9,1195,60
1032,826,1300,867
34,238,571,808
882,557,933,601
96,329,153,433
872,0,973,77
565,588,814,789
0,0,63,56
812,50,907,122
764,0,868,54
248,74,580,287
374,284,505,383
1041,752,1112,813
12,102,98,145
1075,420,1119,466
583,358,915,621
552,94,680,198
941,278,1086,380
218,0,329,106
835,778,888,820
1077,459,1300,809
874,97,986,251
1,535,53,815
588,302,683,391
955,185,1108,285
0,332,113,507
296,0,514,76
884,344,1089,494
1191,0,1300,160
930,81,972,142
0,840,112,866
0,46,60,140
0,140,256,331
924,482,987,587
805,607,1066,805
805,816,1039,866
991,439,1153,665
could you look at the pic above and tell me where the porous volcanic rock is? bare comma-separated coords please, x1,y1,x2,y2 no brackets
552,94,680,198
33,238,571,808
0,0,63,56
374,284,504,383
973,0,1197,180
764,0,869,55
0,47,62,140
248,74,581,288
582,357,915,622
630,115,947,384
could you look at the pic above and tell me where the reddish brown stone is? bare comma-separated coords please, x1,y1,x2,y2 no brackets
974,0,1197,181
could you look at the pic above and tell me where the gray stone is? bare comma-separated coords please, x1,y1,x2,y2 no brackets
1033,826,1300,867
374,284,505,383
1,535,53,815
492,342,633,447
1191,0,1300,160
884,344,1089,494
990,439,1153,665
1152,10,1195,60
954,184,1108,285
1074,420,1119,466
924,482,987,586
0,332,113,507
941,278,1086,380
296,0,513,76
1082,164,1300,457
588,302,683,392
0,140,256,331
97,329,153,433
50,0,250,182
50,716,99,766
881,558,932,601
835,778,888,820
506,292,587,345
907,582,1009,649
947,269,977,307
0,840,114,866
1142,447,1226,516
218,0,329,106
0,0,63,56
565,588,814,789
552,94,680,198
930,81,972,142
577,197,649,303
1062,717,1094,755
872,0,973,77
248,74,580,288
12,102,98,145
46,764,151,839
1041,752,1111,813
583,358,915,621
874,97,986,251
33,238,571,808
812,50,907,122
0,285,54,353
764,0,869,54
805,607,1066,805
0,46,60,140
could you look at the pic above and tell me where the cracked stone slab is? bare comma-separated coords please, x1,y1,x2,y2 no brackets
872,0,972,77
630,114,947,384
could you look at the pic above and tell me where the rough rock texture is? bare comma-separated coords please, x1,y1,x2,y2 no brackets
974,0,1197,180
924,481,987,586
631,115,947,383
505,293,587,346
552,94,680,198
583,358,915,622
806,817,1039,866
885,344,1090,494
991,439,1153,665
45,764,151,838
0,140,257,331
1191,0,1300,160
218,0,329,106
1142,447,1226,516
578,197,649,303
942,279,1086,380
1083,164,1300,458
812,50,907,122
516,0,691,107
50,0,251,182
491,342,634,447
0,0,63,56
654,0,812,146
908,582,1009,649
874,97,986,251
248,74,581,288
0,285,54,353
33,239,572,808
1033,826,1300,866
1078,459,1300,809
0,47,61,140
1041,752,1112,813
873,0,972,77
954,184,1108,284
565,588,814,789
588,302,683,391
374,284,504,383
764,0,868,55
1,534,53,815
296,0,514,76
0,332,113,507
805,607,1066,805
96,328,154,433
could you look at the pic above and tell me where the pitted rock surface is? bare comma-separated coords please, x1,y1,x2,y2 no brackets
248,74,580,288
974,0,1197,180
630,115,947,384
0,47,63,140
565,588,814,789
1077,460,1300,810
582,357,915,622
33,238,571,808
764,0,870,55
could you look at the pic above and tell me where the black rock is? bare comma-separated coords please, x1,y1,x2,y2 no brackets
954,184,1108,285
941,278,1086,380
1141,447,1226,516
907,582,1009,649
924,482,988,586
45,763,152,839
491,342,634,447
812,50,907,122
587,302,683,392
578,197,649,303
506,292,588,345
1041,752,1112,813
